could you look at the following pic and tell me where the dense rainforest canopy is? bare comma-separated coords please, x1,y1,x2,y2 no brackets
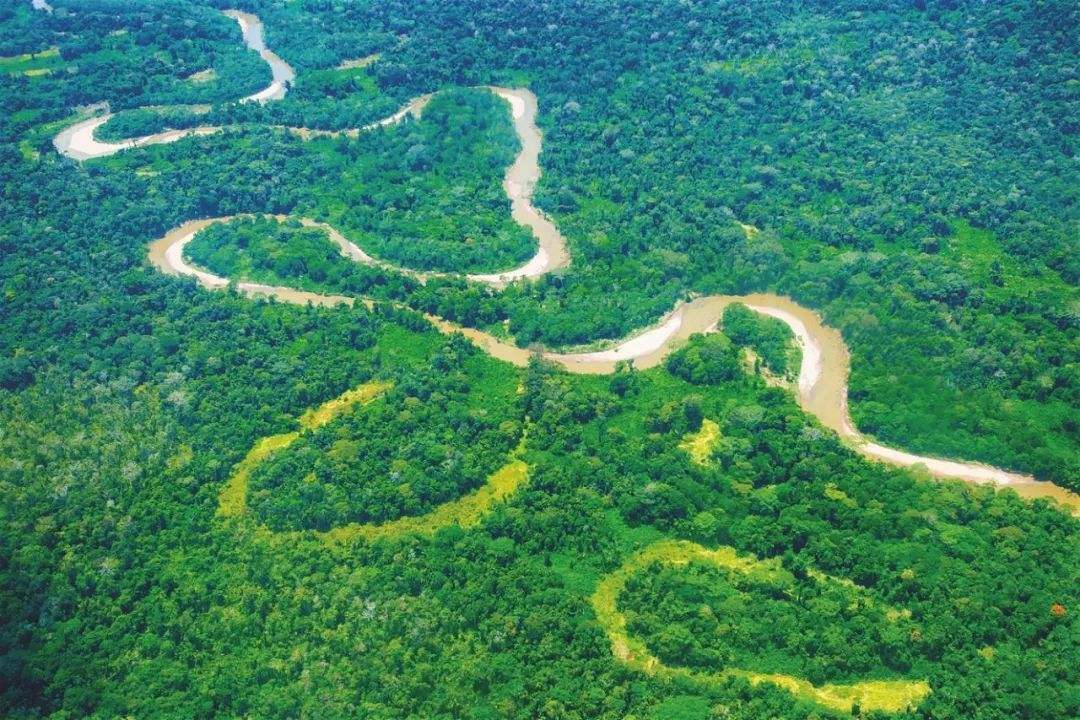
0,0,1077,718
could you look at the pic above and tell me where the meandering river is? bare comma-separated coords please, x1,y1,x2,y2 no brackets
54,11,293,160
62,11,1079,512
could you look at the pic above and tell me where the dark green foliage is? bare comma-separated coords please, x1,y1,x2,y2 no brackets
178,90,535,275
322,88,535,272
2,0,269,145
95,106,207,141
723,303,799,378
0,355,34,390
248,335,522,531
8,0,1075,482
187,216,343,285
0,1,1077,718
666,334,742,386
236,62,411,131
623,560,919,685
289,0,1076,485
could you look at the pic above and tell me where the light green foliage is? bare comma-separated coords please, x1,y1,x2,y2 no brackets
0,46,60,75
679,418,720,466
591,539,930,713
647,694,712,720
1,1,1077,718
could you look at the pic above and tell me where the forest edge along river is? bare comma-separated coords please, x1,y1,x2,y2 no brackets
222,10,295,103
53,10,294,160
60,10,1077,512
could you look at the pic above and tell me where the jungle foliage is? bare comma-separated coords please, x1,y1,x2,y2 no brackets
247,335,522,531
722,303,800,379
0,1,1077,718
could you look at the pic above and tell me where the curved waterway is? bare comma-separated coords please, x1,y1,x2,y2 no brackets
143,86,565,286
54,9,294,160
222,10,295,102
148,216,1078,511
59,11,1077,512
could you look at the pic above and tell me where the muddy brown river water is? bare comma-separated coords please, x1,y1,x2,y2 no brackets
62,11,1079,513
54,10,293,160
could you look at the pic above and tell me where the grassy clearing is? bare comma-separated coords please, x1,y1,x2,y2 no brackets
590,539,931,714
303,63,380,94
336,54,381,70
946,219,1072,297
18,109,97,161
218,431,299,517
703,46,814,77
0,46,61,75
298,380,390,429
678,418,720,466
738,222,760,238
186,68,216,83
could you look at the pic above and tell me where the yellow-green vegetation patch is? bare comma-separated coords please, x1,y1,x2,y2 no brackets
0,46,61,75
186,68,216,83
298,380,390,429
319,457,528,544
823,482,856,507
167,443,194,471
678,418,720,466
218,432,300,518
218,380,390,518
590,539,930,714
219,379,529,543
703,48,814,78
336,54,381,70
738,222,760,238
705,56,778,76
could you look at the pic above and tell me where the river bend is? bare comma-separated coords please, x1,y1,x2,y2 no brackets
56,10,1077,512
